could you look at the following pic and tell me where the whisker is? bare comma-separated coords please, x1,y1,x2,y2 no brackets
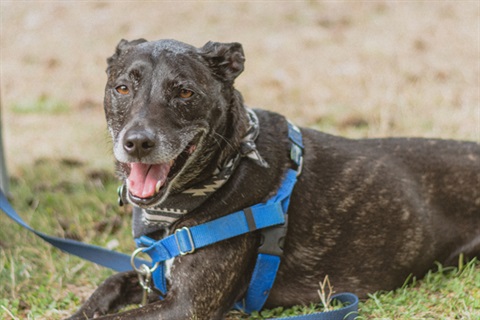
212,131,235,151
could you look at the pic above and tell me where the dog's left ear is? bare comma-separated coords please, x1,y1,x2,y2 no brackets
107,38,148,73
199,41,245,82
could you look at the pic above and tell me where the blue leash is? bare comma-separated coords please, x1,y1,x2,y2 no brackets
0,189,148,271
270,293,359,320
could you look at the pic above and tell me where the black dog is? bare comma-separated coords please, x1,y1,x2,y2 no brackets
69,39,480,319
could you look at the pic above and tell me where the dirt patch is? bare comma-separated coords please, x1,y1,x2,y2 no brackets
1,2,479,173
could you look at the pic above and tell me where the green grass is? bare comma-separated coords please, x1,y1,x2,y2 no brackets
11,96,70,114
0,159,479,319
359,259,480,319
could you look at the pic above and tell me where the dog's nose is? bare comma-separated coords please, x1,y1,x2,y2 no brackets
123,129,156,158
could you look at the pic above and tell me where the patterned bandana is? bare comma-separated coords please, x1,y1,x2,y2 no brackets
126,108,268,238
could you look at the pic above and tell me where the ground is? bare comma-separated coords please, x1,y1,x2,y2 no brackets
0,1,479,319
1,2,478,171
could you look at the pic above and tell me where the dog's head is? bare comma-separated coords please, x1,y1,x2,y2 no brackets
105,39,248,207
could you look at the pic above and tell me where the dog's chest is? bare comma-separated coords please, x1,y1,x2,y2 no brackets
165,258,174,280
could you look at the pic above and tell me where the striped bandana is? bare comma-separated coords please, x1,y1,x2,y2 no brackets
131,108,268,238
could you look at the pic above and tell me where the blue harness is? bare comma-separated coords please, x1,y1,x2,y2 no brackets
0,121,359,320
135,122,304,313
133,123,358,320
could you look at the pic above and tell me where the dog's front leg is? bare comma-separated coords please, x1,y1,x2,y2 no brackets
82,236,256,320
67,270,157,320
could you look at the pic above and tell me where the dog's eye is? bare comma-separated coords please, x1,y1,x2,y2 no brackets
179,89,194,99
115,85,130,95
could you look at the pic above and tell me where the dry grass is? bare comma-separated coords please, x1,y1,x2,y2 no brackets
1,2,479,172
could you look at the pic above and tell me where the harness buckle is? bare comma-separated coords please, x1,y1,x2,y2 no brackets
175,227,195,255
258,215,289,256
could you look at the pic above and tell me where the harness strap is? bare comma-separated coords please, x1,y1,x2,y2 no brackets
135,168,298,295
137,200,285,258
241,123,359,320
235,121,304,313
237,253,281,312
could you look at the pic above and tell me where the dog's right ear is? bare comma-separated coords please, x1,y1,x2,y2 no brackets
199,41,245,82
106,38,148,71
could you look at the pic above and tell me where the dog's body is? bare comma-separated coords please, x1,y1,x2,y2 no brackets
69,39,480,319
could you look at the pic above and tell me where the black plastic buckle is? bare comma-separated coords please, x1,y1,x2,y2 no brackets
258,215,288,256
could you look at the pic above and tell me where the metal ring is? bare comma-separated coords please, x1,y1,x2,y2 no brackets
130,247,159,274
296,156,304,177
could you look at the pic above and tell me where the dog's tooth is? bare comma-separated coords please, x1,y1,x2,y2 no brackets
169,160,174,166
155,180,163,193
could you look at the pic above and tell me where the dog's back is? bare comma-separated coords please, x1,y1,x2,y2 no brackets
254,111,480,301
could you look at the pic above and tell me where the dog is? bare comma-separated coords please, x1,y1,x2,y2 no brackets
69,39,480,319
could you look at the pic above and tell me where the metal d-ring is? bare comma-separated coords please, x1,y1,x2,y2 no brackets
130,247,160,274
130,247,161,306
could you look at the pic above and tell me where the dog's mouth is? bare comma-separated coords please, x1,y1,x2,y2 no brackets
126,140,198,207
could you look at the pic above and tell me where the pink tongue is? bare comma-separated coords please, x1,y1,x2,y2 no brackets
128,162,171,198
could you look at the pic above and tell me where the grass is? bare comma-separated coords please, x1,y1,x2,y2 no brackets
0,159,128,319
0,159,479,319
11,95,70,114
360,259,480,319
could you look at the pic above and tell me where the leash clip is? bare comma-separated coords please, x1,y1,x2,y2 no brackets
137,263,152,306
130,247,160,306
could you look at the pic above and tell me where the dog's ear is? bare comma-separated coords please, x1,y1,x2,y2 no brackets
107,38,148,70
199,41,245,82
